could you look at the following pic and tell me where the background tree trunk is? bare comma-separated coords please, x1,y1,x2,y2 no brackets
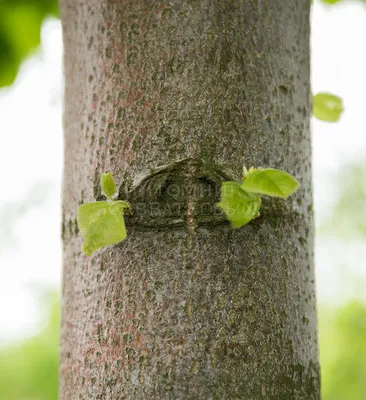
60,0,319,398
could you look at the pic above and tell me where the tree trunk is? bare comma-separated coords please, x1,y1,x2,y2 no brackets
60,0,319,399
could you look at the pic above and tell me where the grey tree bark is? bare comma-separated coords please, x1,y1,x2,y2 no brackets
60,0,319,399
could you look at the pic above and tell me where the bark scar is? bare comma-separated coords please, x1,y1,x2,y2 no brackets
121,158,239,230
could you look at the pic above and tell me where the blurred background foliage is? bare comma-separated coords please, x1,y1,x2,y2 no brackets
321,0,366,4
0,293,59,399
1,0,366,399
0,0,58,87
320,302,366,400
320,163,366,239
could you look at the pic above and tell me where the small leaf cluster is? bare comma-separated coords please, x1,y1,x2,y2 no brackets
77,169,299,256
77,173,129,256
217,167,300,228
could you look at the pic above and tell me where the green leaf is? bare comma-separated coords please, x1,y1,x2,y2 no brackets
313,92,343,122
100,172,116,199
320,0,342,4
77,200,129,256
241,168,300,199
217,181,261,229
0,1,59,87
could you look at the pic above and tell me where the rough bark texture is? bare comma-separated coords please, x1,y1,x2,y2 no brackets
60,0,319,399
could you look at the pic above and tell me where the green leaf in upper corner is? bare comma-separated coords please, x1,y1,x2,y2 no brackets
217,181,261,229
77,200,130,256
320,0,342,5
0,1,59,88
313,92,343,122
100,172,117,199
241,168,300,199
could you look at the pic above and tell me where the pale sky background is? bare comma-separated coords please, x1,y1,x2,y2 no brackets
0,1,365,342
